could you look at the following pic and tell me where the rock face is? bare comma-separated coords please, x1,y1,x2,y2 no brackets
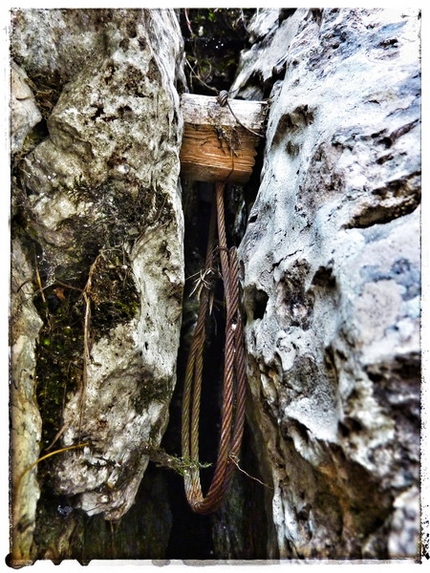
9,7,421,564
10,62,42,154
235,8,421,559
10,239,44,564
10,8,184,563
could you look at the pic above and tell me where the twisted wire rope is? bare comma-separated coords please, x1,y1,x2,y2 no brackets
181,181,246,514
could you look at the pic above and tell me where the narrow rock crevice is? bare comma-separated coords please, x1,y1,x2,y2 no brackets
9,7,421,564
161,177,270,559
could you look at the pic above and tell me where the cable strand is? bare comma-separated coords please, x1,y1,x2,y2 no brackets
181,182,247,514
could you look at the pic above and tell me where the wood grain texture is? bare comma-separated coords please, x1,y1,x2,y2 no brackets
180,94,267,184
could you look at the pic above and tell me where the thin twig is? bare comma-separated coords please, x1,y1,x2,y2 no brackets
230,454,273,489
185,58,217,94
184,8,194,36
54,279,85,293
14,442,89,501
78,258,98,436
34,256,46,305
45,421,71,451
16,279,33,293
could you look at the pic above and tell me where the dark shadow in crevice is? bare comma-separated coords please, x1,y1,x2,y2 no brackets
161,179,270,560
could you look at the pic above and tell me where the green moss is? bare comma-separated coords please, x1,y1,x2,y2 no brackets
23,69,65,120
132,377,172,416
33,243,142,447
144,446,212,477
64,177,173,252
86,249,140,340
34,285,85,448
31,176,178,446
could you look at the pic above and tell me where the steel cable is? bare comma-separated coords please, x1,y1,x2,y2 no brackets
181,181,246,514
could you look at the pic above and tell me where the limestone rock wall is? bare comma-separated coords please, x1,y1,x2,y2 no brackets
9,7,421,564
10,239,44,564
10,8,184,563
235,8,421,559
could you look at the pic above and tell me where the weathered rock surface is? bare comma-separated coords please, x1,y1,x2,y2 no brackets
236,8,421,559
10,239,44,565
10,8,184,562
10,62,42,154
10,6,422,564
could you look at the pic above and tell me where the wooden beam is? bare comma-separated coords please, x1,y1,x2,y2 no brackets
180,93,267,184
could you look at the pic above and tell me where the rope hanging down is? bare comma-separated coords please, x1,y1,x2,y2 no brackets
181,181,247,514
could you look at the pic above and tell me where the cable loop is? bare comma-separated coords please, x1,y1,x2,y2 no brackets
181,181,246,514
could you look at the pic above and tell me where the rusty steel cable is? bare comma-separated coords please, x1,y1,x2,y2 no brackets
181,181,246,514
